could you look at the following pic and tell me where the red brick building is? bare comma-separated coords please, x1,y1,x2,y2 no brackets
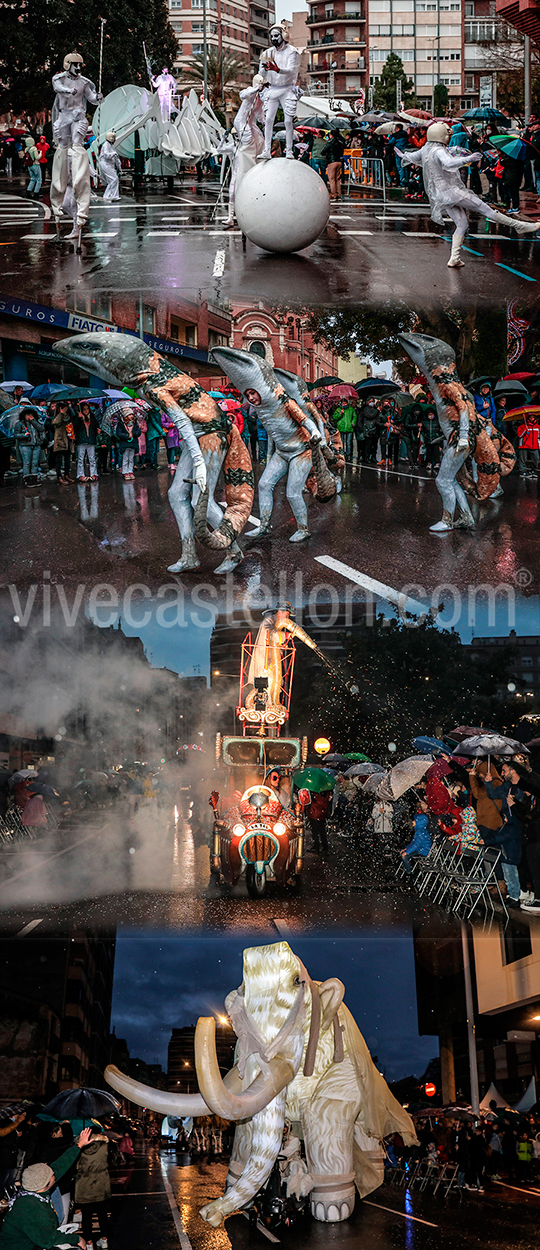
230,303,339,384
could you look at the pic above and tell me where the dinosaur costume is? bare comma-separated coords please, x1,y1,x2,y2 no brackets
209,348,337,541
53,333,254,572
399,332,515,533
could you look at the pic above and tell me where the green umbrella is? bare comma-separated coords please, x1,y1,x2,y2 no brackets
293,768,336,793
60,387,106,401
343,752,370,762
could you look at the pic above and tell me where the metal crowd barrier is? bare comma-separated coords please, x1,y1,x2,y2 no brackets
343,152,386,203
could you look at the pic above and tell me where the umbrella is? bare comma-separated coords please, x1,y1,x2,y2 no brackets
0,404,45,436
28,782,60,798
104,387,129,399
461,107,510,123
296,114,331,128
358,111,395,125
59,387,106,401
489,132,540,162
292,767,335,793
307,376,345,390
355,379,401,396
27,383,70,402
40,1088,120,1120
0,380,33,393
376,755,434,800
363,770,389,793
11,768,39,781
322,753,350,768
344,762,385,778
375,122,399,135
327,117,353,130
0,388,14,412
494,379,530,400
100,399,141,436
274,128,301,141
446,725,485,742
503,405,540,423
326,384,359,401
523,737,540,750
343,752,371,761
399,109,433,121
426,756,469,780
412,736,448,755
455,733,530,770
468,375,498,391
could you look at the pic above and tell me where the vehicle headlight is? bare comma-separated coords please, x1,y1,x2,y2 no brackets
273,821,287,836
232,823,245,837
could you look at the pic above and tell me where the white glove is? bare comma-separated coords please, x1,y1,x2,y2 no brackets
468,152,482,163
456,438,469,453
310,428,323,445
194,459,207,490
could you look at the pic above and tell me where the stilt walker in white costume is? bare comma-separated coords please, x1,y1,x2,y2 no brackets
400,121,540,268
151,68,177,121
51,52,102,240
258,24,301,161
224,75,265,227
99,131,121,201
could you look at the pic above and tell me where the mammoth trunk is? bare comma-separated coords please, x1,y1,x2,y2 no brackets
193,424,254,549
201,1095,287,1227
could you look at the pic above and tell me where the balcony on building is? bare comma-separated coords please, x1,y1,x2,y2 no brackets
307,4,365,19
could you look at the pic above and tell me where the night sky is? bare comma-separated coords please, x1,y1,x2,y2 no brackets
111,929,437,1083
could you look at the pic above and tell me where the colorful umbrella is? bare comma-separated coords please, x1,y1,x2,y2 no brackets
399,109,433,121
343,752,371,761
503,405,540,423
292,767,335,792
489,132,540,161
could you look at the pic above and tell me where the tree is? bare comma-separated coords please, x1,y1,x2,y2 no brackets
180,48,250,111
291,614,518,760
305,304,508,383
372,52,416,112
433,82,449,115
0,0,178,115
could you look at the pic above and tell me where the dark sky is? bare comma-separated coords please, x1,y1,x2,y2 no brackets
111,928,437,1083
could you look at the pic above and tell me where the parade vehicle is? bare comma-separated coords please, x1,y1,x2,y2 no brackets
209,609,312,898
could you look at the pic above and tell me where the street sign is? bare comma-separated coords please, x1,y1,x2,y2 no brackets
479,76,493,108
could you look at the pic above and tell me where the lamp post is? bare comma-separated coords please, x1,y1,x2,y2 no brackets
203,0,208,101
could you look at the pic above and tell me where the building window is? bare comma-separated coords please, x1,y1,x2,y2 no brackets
66,294,113,321
249,340,267,358
142,305,156,334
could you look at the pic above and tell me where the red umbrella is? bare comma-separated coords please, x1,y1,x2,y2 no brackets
446,725,485,742
524,737,540,749
426,756,469,779
326,384,358,401
503,372,537,382
399,109,433,121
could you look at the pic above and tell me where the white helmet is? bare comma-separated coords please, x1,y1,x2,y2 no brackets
105,130,116,143
63,52,84,72
426,121,451,145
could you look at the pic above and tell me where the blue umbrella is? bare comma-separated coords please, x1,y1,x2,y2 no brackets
461,107,510,123
412,736,448,755
28,383,70,402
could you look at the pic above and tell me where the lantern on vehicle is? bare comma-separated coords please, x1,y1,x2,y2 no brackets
232,823,245,837
273,821,286,836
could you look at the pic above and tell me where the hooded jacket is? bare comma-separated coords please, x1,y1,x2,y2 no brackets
74,1136,111,1205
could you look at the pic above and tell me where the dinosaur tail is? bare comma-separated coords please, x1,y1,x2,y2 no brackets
193,423,255,549
311,441,338,501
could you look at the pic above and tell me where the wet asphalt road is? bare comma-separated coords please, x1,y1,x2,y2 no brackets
1,457,539,635
0,802,424,933
41,1142,540,1250
1,178,539,308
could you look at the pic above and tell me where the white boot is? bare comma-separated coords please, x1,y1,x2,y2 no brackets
447,233,465,268
491,209,539,234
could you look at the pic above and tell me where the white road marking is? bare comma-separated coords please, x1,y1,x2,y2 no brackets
375,215,409,221
337,230,374,235
401,232,442,238
108,217,136,221
329,214,352,219
213,248,226,277
240,1212,280,1243
272,919,293,936
83,231,118,237
492,1180,540,1196
314,555,432,618
209,230,242,236
160,1160,193,1249
364,1200,438,1227
147,230,181,236
16,919,44,937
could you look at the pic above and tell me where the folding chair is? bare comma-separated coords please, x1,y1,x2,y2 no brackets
431,844,485,912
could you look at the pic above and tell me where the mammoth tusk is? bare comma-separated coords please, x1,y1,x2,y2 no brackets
105,1062,245,1118
195,1019,294,1120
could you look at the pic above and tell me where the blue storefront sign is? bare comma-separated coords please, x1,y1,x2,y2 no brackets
0,294,209,363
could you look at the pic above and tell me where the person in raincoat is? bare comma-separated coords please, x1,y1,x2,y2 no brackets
400,800,433,872
99,132,121,202
400,121,540,269
0,1127,91,1250
73,1127,114,1250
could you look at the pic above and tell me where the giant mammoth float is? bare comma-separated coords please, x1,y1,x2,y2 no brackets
105,941,417,1225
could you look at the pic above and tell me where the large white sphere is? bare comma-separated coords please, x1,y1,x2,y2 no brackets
235,158,330,253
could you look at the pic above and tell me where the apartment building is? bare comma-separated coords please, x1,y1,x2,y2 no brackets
306,0,368,101
168,0,251,79
250,0,278,72
463,0,522,110
367,0,464,110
